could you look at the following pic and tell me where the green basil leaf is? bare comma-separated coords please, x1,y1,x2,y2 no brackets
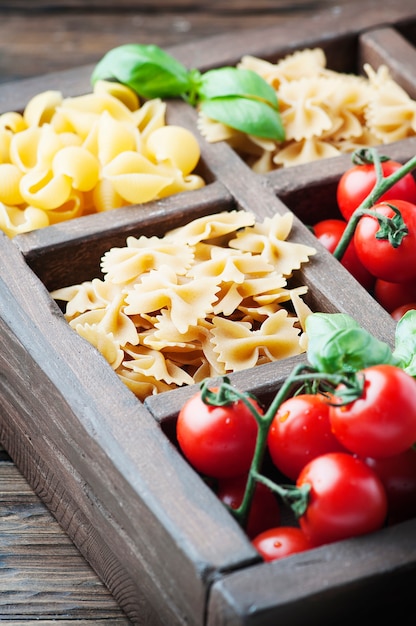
199,67,278,109
200,96,285,141
393,310,416,376
306,312,394,374
91,44,191,99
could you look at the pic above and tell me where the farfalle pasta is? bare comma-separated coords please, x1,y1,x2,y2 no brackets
198,47,416,170
0,80,205,238
52,210,316,400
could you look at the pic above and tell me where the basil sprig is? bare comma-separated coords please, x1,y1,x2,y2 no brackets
305,312,396,374
91,44,285,141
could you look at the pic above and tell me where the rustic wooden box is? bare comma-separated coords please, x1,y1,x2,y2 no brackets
1,3,416,624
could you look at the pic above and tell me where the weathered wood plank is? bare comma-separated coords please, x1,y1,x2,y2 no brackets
0,461,131,623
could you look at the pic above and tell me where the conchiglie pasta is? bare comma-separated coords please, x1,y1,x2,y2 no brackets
146,125,201,175
0,80,204,237
19,169,72,210
0,164,24,205
0,203,49,237
52,146,100,191
52,210,316,400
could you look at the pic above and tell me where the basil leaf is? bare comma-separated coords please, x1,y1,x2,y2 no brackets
200,96,285,141
199,67,278,110
91,44,191,99
306,312,394,374
393,310,416,376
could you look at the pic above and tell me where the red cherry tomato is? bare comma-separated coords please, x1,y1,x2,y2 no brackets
176,389,260,478
337,159,416,221
364,447,416,525
329,364,416,459
313,219,374,290
354,200,416,283
217,475,280,539
297,452,387,546
391,302,416,320
374,278,416,312
267,393,345,481
252,526,312,561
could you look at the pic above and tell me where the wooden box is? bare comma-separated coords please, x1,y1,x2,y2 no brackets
1,3,416,624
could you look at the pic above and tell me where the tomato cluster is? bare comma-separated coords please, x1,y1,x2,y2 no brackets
176,363,416,561
313,158,416,319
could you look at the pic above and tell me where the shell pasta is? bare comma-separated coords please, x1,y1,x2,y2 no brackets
0,81,205,237
52,210,316,401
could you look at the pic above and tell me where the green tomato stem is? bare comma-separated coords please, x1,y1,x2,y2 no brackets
222,365,352,528
333,149,416,261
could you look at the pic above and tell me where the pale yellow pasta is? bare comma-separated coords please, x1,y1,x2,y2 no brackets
239,48,327,88
52,146,100,191
85,111,139,165
101,235,193,283
166,210,256,246
69,293,138,348
23,90,63,127
273,137,341,167
229,212,316,276
156,172,205,198
92,179,126,213
46,190,84,224
52,277,123,318
0,203,49,237
0,129,12,164
53,210,316,399
132,98,167,140
203,48,416,170
124,267,221,334
0,111,26,133
210,309,303,371
364,63,416,143
0,81,204,237
0,163,24,205
116,367,174,399
19,169,72,210
278,77,335,141
93,80,140,111
146,125,201,175
123,344,195,387
101,151,176,203
75,322,125,370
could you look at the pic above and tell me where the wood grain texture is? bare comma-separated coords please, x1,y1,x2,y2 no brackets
0,459,131,623
0,2,333,83
0,2,416,624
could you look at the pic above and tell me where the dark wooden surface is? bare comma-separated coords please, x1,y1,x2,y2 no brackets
0,1,415,624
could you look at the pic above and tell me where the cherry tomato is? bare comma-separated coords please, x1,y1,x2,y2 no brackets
364,447,416,525
337,159,416,221
297,452,387,546
354,199,416,283
217,475,280,539
373,278,416,312
313,219,374,290
267,393,346,481
329,364,416,459
176,389,260,478
391,302,416,321
252,526,312,561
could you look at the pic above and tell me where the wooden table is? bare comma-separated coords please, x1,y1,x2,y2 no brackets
0,1,414,623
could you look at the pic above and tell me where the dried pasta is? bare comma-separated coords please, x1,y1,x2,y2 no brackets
0,80,205,238
198,47,416,170
52,210,316,400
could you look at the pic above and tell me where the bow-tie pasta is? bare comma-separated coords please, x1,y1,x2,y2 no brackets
52,210,316,401
0,80,205,237
198,47,416,171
